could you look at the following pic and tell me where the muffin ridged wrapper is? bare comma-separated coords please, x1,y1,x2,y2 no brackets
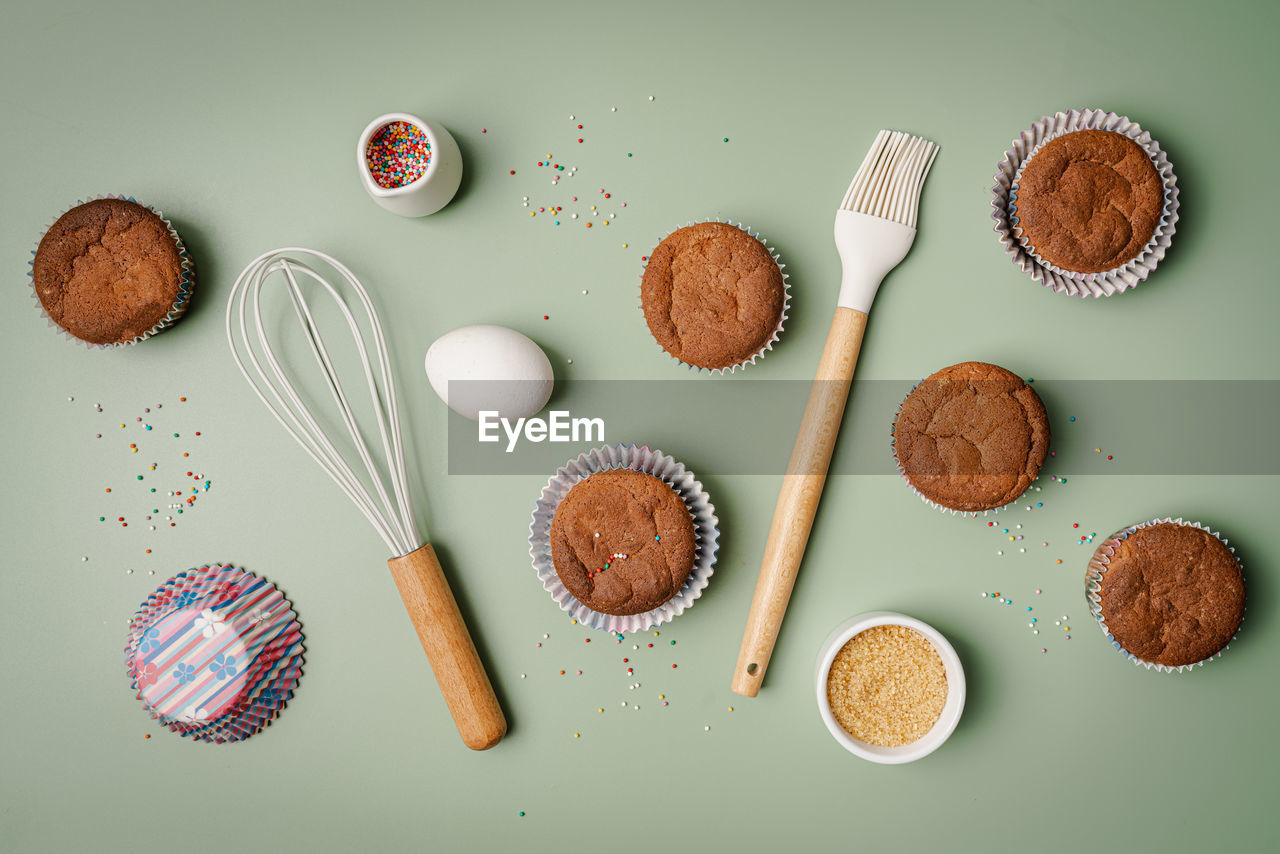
529,444,719,633
991,110,1178,298
125,564,303,743
28,194,195,348
889,377,1045,517
638,219,790,374
1085,517,1244,673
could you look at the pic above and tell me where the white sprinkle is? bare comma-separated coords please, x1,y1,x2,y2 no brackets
67,396,74,402
594,532,599,538
611,107,616,112
582,289,589,295
629,684,635,690
148,570,154,575
620,701,627,707
1033,630,1039,635
633,705,639,710
567,359,573,364
704,726,710,732
543,633,549,639
569,115,574,120
648,95,654,101
571,213,578,219
81,556,88,562
996,551,1003,556
126,569,133,575
520,674,526,679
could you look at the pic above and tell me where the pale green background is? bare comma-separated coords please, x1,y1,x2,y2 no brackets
2,0,1277,851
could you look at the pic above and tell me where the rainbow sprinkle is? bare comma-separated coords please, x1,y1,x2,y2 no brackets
366,121,432,189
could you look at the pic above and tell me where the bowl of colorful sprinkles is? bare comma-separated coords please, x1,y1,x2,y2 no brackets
356,112,462,217
815,612,965,764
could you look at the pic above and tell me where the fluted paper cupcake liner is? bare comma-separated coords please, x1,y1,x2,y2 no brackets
991,110,1179,298
29,194,195,348
126,567,303,742
125,564,303,742
529,444,719,633
889,378,1044,517
1085,517,1244,673
638,219,790,374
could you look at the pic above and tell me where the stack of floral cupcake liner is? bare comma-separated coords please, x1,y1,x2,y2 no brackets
638,219,790,374
125,564,303,743
29,193,195,348
991,109,1179,298
529,443,719,634
1085,517,1244,673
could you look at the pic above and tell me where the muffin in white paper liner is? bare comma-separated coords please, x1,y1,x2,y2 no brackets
638,219,790,374
28,194,195,348
991,109,1179,298
889,375,1047,518
1086,517,1245,673
529,444,719,633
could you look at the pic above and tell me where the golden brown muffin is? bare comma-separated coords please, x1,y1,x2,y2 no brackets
1015,129,1163,273
1094,522,1244,667
892,362,1049,512
33,199,187,345
641,222,785,370
550,469,697,616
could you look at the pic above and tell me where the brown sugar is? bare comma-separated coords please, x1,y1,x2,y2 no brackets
826,625,947,747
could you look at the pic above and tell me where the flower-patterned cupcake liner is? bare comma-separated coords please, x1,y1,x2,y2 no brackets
529,444,719,634
125,564,303,743
29,194,195,348
991,109,1179,298
638,219,790,374
889,377,1046,518
1085,517,1245,673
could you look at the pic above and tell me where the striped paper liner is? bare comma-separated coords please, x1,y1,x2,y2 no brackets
125,565,303,743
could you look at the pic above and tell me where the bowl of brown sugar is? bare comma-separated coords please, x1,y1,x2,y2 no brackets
815,612,965,764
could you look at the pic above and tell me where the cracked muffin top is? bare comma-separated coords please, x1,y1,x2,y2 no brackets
33,199,185,345
892,362,1049,512
1096,522,1245,667
1014,129,1163,274
640,222,784,370
550,469,697,616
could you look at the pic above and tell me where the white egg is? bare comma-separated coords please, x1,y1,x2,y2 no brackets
424,325,554,421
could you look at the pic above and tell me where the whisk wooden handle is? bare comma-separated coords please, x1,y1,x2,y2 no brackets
732,307,867,697
388,544,507,750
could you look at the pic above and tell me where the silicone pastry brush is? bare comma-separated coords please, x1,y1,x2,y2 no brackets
226,248,506,749
732,131,938,697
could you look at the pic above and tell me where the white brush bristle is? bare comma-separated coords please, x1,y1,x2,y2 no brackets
840,130,938,229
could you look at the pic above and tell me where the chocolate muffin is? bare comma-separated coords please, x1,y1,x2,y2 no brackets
1091,521,1244,668
32,199,189,345
892,362,1049,513
550,469,697,616
641,222,786,370
1014,129,1163,274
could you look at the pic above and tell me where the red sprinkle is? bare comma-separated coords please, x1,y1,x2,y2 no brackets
577,138,583,143
509,170,515,175
543,315,549,320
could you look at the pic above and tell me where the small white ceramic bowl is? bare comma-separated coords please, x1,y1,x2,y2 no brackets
815,611,965,764
357,112,463,217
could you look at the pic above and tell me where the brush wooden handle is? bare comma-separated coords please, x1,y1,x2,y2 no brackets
732,306,868,697
388,544,507,750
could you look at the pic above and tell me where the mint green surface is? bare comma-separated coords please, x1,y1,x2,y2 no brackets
3,1,1278,851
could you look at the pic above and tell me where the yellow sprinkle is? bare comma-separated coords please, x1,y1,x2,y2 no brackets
530,212,535,217
622,243,628,248
653,631,659,636
728,706,734,712
659,694,665,699
1064,626,1070,631
570,619,577,624
1008,536,1014,541
1095,448,1101,453
590,205,596,210
573,733,580,739
597,708,603,713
